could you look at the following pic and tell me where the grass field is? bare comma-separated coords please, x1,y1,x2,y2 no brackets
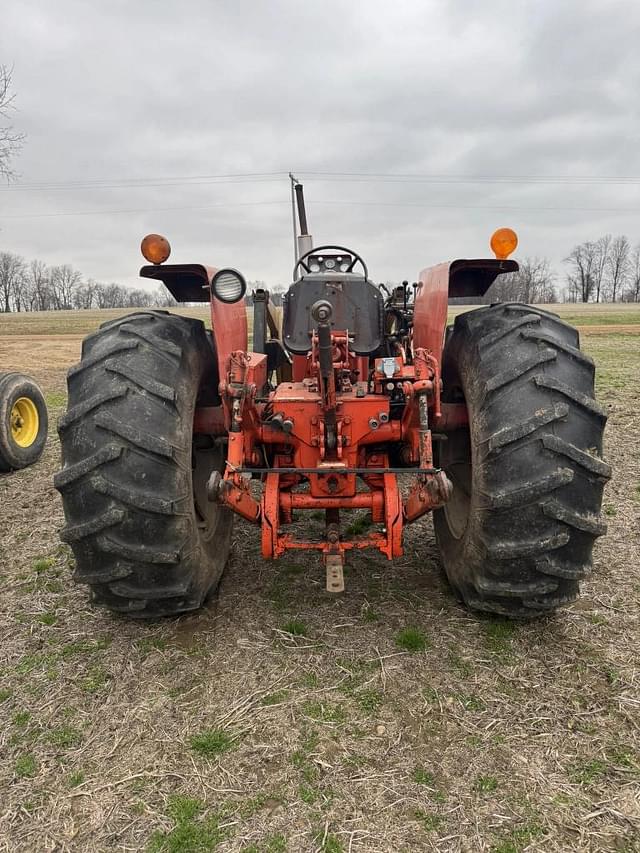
0,305,639,852
0,301,639,337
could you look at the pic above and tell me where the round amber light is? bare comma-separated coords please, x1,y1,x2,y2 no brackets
490,227,518,260
141,233,171,265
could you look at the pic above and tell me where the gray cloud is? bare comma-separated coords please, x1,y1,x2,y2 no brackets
2,0,639,290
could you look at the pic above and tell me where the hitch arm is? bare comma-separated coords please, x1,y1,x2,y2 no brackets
403,348,453,522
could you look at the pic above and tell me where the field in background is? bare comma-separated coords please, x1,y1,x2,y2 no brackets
0,307,638,852
0,301,639,337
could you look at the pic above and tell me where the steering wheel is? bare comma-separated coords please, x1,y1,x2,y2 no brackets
293,244,369,281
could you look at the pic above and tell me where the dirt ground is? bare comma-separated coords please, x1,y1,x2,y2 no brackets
0,308,639,853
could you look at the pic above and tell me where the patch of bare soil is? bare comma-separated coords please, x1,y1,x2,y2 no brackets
0,336,638,852
0,336,82,395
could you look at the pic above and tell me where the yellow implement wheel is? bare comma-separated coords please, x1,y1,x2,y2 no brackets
11,397,40,448
0,372,48,471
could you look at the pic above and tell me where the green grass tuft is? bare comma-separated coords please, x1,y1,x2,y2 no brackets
415,809,443,831
483,619,516,657
355,688,384,713
395,627,429,652
32,557,56,573
261,689,289,706
280,619,308,637
189,728,233,758
302,700,346,724
570,758,608,784
491,822,544,853
136,637,167,656
61,638,112,658
47,725,82,748
67,770,85,788
299,784,317,804
13,710,31,728
312,831,343,853
413,766,435,786
81,666,110,693
148,794,226,852
14,754,38,778
299,671,319,689
474,775,499,793
360,603,379,623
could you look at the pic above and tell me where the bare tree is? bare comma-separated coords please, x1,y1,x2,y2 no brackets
95,282,127,308
26,260,50,311
49,264,82,309
564,242,597,302
0,251,26,311
520,257,556,303
152,285,178,308
73,279,99,309
0,65,25,179
123,287,154,308
486,257,556,304
605,235,629,302
593,234,611,303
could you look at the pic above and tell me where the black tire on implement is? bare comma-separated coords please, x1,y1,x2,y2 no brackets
54,310,233,617
0,372,48,471
433,303,611,617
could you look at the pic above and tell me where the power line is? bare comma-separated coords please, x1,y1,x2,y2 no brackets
3,170,640,192
2,198,640,220
313,200,640,213
0,172,289,192
302,171,640,185
0,200,290,219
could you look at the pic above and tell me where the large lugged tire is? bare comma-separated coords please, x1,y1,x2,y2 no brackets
434,303,611,618
54,311,233,617
0,372,48,471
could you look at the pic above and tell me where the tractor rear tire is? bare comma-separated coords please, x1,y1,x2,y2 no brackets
433,303,611,618
54,310,233,617
0,372,48,471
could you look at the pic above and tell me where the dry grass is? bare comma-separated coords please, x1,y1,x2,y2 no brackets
0,311,638,852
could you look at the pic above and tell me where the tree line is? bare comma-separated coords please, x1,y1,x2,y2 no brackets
563,235,640,303
0,253,177,313
1,233,639,313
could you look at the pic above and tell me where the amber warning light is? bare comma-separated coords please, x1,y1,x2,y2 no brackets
141,233,171,265
490,227,518,260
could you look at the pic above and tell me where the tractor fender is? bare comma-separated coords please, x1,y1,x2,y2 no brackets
413,258,518,363
140,263,248,385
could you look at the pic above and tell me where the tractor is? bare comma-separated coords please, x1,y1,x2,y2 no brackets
55,189,611,618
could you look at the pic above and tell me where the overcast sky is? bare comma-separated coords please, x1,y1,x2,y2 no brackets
2,0,640,290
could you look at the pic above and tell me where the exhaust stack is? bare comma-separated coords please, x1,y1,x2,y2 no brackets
290,175,313,259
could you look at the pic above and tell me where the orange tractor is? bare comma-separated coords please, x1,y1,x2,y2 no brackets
55,190,610,618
